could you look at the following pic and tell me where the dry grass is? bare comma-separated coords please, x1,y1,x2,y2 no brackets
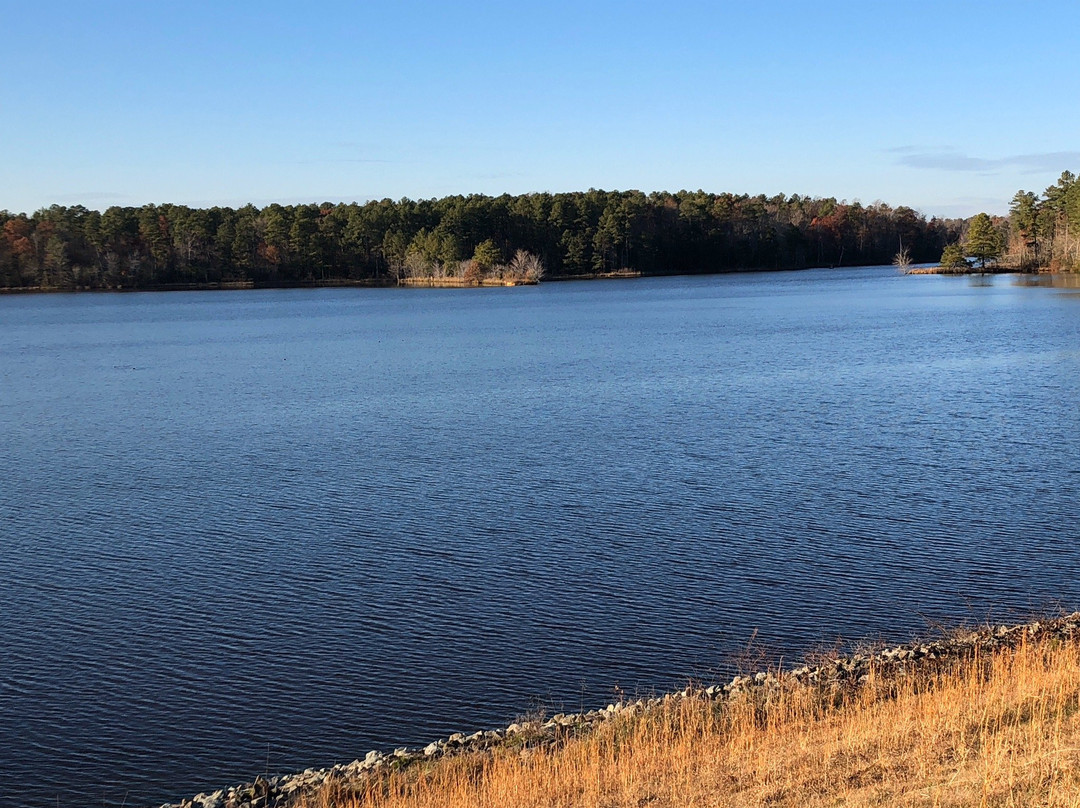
304,637,1080,808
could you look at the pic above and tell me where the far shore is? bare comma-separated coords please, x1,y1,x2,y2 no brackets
398,276,537,287
7,264,1079,296
0,264,912,296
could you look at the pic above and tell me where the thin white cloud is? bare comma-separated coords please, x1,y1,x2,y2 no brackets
49,192,132,203
293,158,403,165
895,149,1080,174
920,198,1010,218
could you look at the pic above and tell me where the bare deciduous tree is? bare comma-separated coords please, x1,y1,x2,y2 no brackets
509,249,545,282
893,245,912,274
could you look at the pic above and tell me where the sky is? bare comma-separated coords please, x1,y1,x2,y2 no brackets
2,0,1078,218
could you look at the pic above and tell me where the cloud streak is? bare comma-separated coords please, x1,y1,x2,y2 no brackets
50,191,132,203
294,158,403,165
894,149,1080,174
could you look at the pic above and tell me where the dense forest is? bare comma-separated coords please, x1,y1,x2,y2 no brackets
1,190,965,291
937,170,1080,273
1005,171,1080,271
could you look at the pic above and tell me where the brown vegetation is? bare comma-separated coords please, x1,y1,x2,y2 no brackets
301,636,1080,808
399,248,544,286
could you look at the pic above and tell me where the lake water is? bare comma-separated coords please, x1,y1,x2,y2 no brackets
2,268,1079,807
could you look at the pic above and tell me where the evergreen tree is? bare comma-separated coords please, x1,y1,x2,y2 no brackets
965,213,1002,269
1009,191,1040,268
472,238,501,271
939,243,968,271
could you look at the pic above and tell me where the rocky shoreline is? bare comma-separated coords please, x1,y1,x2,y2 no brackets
160,612,1080,808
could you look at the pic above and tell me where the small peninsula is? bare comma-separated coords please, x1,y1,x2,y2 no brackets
911,171,1080,275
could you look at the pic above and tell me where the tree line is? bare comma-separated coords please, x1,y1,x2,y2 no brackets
0,190,964,291
1007,171,1080,271
939,170,1080,272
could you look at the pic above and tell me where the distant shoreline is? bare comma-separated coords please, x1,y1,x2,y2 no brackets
0,264,907,296
8,264,1075,296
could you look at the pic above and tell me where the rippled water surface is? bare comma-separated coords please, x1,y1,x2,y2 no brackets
2,269,1079,806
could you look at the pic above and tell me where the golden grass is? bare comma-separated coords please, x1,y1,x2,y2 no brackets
304,637,1080,808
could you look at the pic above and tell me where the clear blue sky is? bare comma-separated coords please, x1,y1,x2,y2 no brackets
2,0,1078,217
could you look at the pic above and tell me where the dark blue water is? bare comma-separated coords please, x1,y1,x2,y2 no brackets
1,268,1078,807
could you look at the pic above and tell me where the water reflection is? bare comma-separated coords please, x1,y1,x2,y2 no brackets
1012,272,1080,289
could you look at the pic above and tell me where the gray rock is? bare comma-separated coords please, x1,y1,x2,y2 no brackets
157,612,1080,808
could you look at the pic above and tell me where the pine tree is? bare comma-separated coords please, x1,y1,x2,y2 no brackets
939,243,968,272
965,213,1002,269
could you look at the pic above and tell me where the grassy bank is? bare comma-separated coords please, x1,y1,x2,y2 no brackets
299,630,1080,808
